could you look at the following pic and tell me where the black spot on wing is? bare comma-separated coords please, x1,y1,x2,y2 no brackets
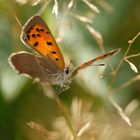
46,42,53,45
37,34,41,37
32,34,36,38
27,30,31,34
36,28,40,32
33,42,39,47
46,31,50,34
30,26,34,30
40,29,44,32
27,34,30,40
51,51,56,54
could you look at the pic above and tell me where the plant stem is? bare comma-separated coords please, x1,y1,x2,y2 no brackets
125,53,140,59
114,32,140,75
51,89,76,139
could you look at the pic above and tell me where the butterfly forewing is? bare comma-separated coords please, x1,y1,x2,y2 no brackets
20,15,65,70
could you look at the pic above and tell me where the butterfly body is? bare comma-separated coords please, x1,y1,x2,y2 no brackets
9,15,120,93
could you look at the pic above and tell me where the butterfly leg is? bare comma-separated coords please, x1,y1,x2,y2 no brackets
65,80,71,85
56,86,64,94
55,85,62,94
54,85,61,93
56,85,70,95
57,79,72,94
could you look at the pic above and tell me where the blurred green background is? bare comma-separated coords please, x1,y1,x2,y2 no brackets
0,0,140,140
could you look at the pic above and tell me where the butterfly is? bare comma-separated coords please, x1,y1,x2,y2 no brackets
9,15,120,93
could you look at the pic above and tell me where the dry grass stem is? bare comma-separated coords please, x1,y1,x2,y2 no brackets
38,0,51,15
124,99,139,116
86,25,105,52
54,94,75,137
126,53,140,59
96,0,113,12
81,0,100,13
16,0,28,5
27,121,48,140
125,58,138,73
114,32,140,75
108,31,140,125
68,0,75,10
77,122,91,137
52,0,59,18
71,98,93,138
111,75,140,95
41,83,55,98
108,75,140,125
52,98,94,139
31,0,41,6
13,13,23,29
109,96,131,126
41,85,75,137
74,14,93,24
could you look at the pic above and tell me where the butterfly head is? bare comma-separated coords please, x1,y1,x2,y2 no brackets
64,63,74,79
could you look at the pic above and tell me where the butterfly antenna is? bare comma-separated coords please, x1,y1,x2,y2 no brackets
66,59,73,70
13,13,23,29
69,59,73,67
89,63,105,67
72,48,120,77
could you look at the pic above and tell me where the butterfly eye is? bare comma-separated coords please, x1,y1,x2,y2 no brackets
65,68,69,75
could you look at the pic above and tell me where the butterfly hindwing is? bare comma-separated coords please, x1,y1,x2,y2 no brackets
9,51,62,82
20,15,65,70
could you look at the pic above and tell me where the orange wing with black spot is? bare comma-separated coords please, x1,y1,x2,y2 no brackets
20,15,65,70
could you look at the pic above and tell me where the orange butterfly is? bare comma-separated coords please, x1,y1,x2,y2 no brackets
9,15,120,93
